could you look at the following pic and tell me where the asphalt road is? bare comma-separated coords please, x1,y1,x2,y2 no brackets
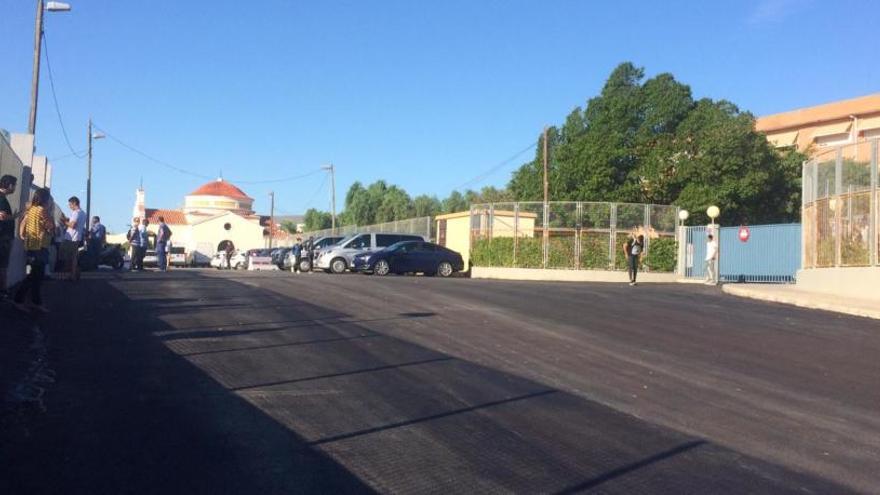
2,269,878,494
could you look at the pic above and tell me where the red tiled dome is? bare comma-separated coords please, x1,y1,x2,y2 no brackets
189,179,252,200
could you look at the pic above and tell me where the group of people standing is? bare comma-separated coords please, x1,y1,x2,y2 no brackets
0,174,109,314
126,216,172,271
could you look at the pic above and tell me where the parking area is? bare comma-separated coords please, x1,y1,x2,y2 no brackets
3,269,878,493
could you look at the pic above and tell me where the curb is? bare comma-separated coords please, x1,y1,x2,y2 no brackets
722,285,880,320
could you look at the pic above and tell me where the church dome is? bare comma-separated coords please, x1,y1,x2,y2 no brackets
183,178,254,216
189,179,252,200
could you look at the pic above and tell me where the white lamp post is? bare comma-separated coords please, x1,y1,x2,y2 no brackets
677,209,689,276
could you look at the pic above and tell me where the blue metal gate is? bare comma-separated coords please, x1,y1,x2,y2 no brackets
682,224,801,283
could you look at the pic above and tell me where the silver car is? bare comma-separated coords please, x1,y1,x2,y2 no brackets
315,232,427,274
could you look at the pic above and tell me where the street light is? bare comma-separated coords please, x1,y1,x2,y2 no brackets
678,209,689,224
28,0,73,137
86,118,104,236
706,205,720,227
321,164,337,234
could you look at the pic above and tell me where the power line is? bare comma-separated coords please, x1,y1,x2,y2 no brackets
93,124,214,180
300,173,329,211
452,140,538,191
92,123,325,184
42,32,85,159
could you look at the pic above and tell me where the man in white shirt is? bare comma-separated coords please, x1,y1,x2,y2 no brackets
705,233,719,285
62,196,86,281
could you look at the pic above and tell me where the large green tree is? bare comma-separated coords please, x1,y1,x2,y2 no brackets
508,62,805,224
303,208,333,231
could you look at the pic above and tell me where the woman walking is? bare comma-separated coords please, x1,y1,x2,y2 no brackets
623,233,644,286
13,188,55,313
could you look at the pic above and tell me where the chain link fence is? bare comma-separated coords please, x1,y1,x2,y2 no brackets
469,202,679,271
300,216,433,242
802,139,878,268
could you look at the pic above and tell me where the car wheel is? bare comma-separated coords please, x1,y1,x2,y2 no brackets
374,259,390,276
437,261,454,278
235,262,243,270
299,259,312,272
330,258,347,274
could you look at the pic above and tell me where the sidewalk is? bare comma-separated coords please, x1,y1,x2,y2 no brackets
722,284,880,320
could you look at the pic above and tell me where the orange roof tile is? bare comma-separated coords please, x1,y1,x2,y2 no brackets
189,179,252,200
144,209,188,225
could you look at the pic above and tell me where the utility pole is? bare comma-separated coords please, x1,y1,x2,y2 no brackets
85,118,103,234
28,1,71,138
542,126,549,268
28,0,44,136
322,164,337,234
87,118,92,231
268,191,275,249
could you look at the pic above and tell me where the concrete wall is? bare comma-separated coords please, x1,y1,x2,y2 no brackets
472,266,678,283
1,134,31,289
797,267,880,301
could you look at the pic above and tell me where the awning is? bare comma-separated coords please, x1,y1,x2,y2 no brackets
857,115,880,131
767,130,798,147
813,121,852,138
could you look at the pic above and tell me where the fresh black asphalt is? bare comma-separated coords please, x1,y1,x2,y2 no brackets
2,269,878,493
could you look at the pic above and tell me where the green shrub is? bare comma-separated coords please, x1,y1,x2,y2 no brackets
580,232,610,269
645,237,677,272
515,237,543,268
547,236,576,269
471,238,514,267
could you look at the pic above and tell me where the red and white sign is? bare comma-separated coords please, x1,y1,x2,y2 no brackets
738,225,750,243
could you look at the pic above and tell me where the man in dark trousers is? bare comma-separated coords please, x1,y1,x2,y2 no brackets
155,216,172,272
0,175,18,299
291,239,303,273
224,241,236,269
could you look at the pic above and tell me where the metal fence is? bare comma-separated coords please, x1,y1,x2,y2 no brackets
802,139,878,268
681,224,801,283
468,202,679,271
300,216,434,242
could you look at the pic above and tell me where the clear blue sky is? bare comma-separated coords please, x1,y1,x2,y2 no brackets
1,0,877,232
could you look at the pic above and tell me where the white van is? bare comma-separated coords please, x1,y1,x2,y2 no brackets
315,232,427,274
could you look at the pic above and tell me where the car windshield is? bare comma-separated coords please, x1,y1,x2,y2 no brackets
387,241,418,253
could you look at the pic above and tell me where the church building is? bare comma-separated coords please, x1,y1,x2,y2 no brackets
132,178,293,263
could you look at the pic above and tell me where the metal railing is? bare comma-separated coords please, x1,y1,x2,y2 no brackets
468,202,679,271
300,216,434,242
802,139,878,269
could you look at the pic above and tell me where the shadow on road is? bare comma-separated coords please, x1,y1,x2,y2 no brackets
1,270,856,494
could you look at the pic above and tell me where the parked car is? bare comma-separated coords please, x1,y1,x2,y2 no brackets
271,247,292,269
210,250,247,270
315,233,427,274
168,246,187,267
286,235,344,272
352,241,464,277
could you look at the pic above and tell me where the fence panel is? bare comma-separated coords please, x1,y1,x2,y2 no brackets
719,224,801,283
684,226,707,279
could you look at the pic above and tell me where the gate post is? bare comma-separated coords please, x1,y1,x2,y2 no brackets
609,203,617,270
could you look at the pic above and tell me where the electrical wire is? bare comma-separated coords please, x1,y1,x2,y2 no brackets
42,32,85,159
452,141,538,191
92,124,215,180
92,123,324,184
299,174,329,211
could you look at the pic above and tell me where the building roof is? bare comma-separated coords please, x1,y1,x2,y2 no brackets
435,209,538,221
144,208,188,225
188,179,252,200
755,93,880,133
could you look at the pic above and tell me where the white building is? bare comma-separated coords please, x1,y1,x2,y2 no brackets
132,178,293,261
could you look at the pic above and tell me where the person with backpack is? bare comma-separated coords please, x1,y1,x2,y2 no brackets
13,188,55,313
623,233,644,286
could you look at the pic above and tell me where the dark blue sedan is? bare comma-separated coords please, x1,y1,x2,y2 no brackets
352,241,465,277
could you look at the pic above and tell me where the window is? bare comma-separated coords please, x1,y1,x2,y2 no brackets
376,234,399,247
421,243,438,252
347,234,370,249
